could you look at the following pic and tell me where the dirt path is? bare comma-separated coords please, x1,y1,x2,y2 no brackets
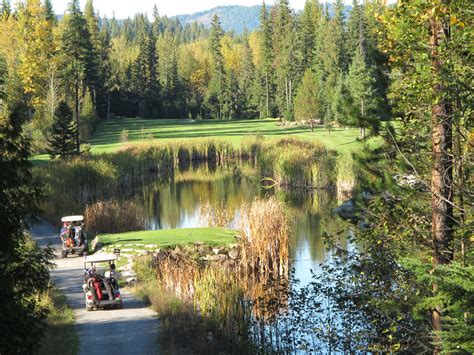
31,221,159,355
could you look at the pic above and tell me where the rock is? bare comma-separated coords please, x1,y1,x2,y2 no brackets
122,271,136,278
126,277,137,286
229,249,240,260
203,254,227,262
212,247,227,255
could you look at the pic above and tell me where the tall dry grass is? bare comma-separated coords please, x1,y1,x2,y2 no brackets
85,199,145,234
239,197,290,278
199,201,235,228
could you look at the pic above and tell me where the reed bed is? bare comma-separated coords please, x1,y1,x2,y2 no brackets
84,199,145,234
336,152,357,201
199,201,235,228
239,197,290,278
134,254,255,353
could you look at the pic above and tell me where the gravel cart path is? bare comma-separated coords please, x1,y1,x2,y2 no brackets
31,221,159,355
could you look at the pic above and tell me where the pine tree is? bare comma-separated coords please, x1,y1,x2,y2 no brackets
0,0,10,17
60,0,94,152
346,49,378,138
273,0,296,119
131,14,157,118
98,17,112,118
300,0,321,70
84,0,100,102
240,34,257,118
258,2,274,118
0,55,52,354
44,0,55,24
294,69,323,131
152,4,160,36
47,101,77,159
157,29,180,117
331,74,351,126
208,14,225,119
318,0,346,119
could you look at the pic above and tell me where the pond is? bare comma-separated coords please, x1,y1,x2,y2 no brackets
135,164,354,287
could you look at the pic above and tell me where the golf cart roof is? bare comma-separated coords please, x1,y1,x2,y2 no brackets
84,254,117,263
61,215,84,222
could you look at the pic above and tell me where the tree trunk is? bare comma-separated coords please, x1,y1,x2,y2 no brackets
107,92,111,119
265,72,269,118
429,4,453,353
75,75,80,155
453,122,466,266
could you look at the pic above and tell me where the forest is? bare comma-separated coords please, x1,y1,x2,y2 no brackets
0,0,472,354
0,0,390,154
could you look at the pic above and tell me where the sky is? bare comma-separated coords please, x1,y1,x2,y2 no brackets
50,0,340,19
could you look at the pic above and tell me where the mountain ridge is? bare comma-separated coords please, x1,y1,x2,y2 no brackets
173,5,265,34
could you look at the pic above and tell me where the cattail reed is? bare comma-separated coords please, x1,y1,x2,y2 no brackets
85,199,145,234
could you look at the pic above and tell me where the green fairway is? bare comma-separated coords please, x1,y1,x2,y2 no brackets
90,118,381,154
99,227,238,249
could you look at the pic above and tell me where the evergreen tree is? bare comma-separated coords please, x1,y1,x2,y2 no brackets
318,0,346,119
0,0,10,17
258,2,274,118
208,14,225,119
44,0,56,24
0,55,52,354
294,69,323,131
300,0,321,70
239,34,257,118
84,0,100,102
152,4,160,36
98,17,112,118
272,0,296,119
47,100,77,159
60,0,94,152
131,14,157,118
331,74,351,126
346,49,378,138
157,29,180,117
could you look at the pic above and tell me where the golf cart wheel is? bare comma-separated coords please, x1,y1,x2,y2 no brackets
61,250,67,258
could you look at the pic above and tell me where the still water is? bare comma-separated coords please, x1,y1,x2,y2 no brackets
133,164,353,286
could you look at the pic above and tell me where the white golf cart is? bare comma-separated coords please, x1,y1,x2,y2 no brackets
83,254,123,311
60,215,88,258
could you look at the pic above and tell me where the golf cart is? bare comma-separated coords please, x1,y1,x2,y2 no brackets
60,215,88,258
83,254,123,311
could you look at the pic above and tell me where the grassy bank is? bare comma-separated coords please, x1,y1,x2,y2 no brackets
39,288,78,355
99,228,238,250
36,136,351,224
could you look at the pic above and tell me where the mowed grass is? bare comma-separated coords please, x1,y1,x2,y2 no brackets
90,118,381,154
99,227,238,249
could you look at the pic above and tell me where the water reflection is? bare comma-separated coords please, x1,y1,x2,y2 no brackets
129,163,351,285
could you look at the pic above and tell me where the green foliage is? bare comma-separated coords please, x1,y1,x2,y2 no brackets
294,69,324,125
346,49,379,136
0,65,53,353
46,101,77,159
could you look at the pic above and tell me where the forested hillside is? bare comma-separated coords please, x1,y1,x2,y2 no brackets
175,5,264,34
0,0,388,154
